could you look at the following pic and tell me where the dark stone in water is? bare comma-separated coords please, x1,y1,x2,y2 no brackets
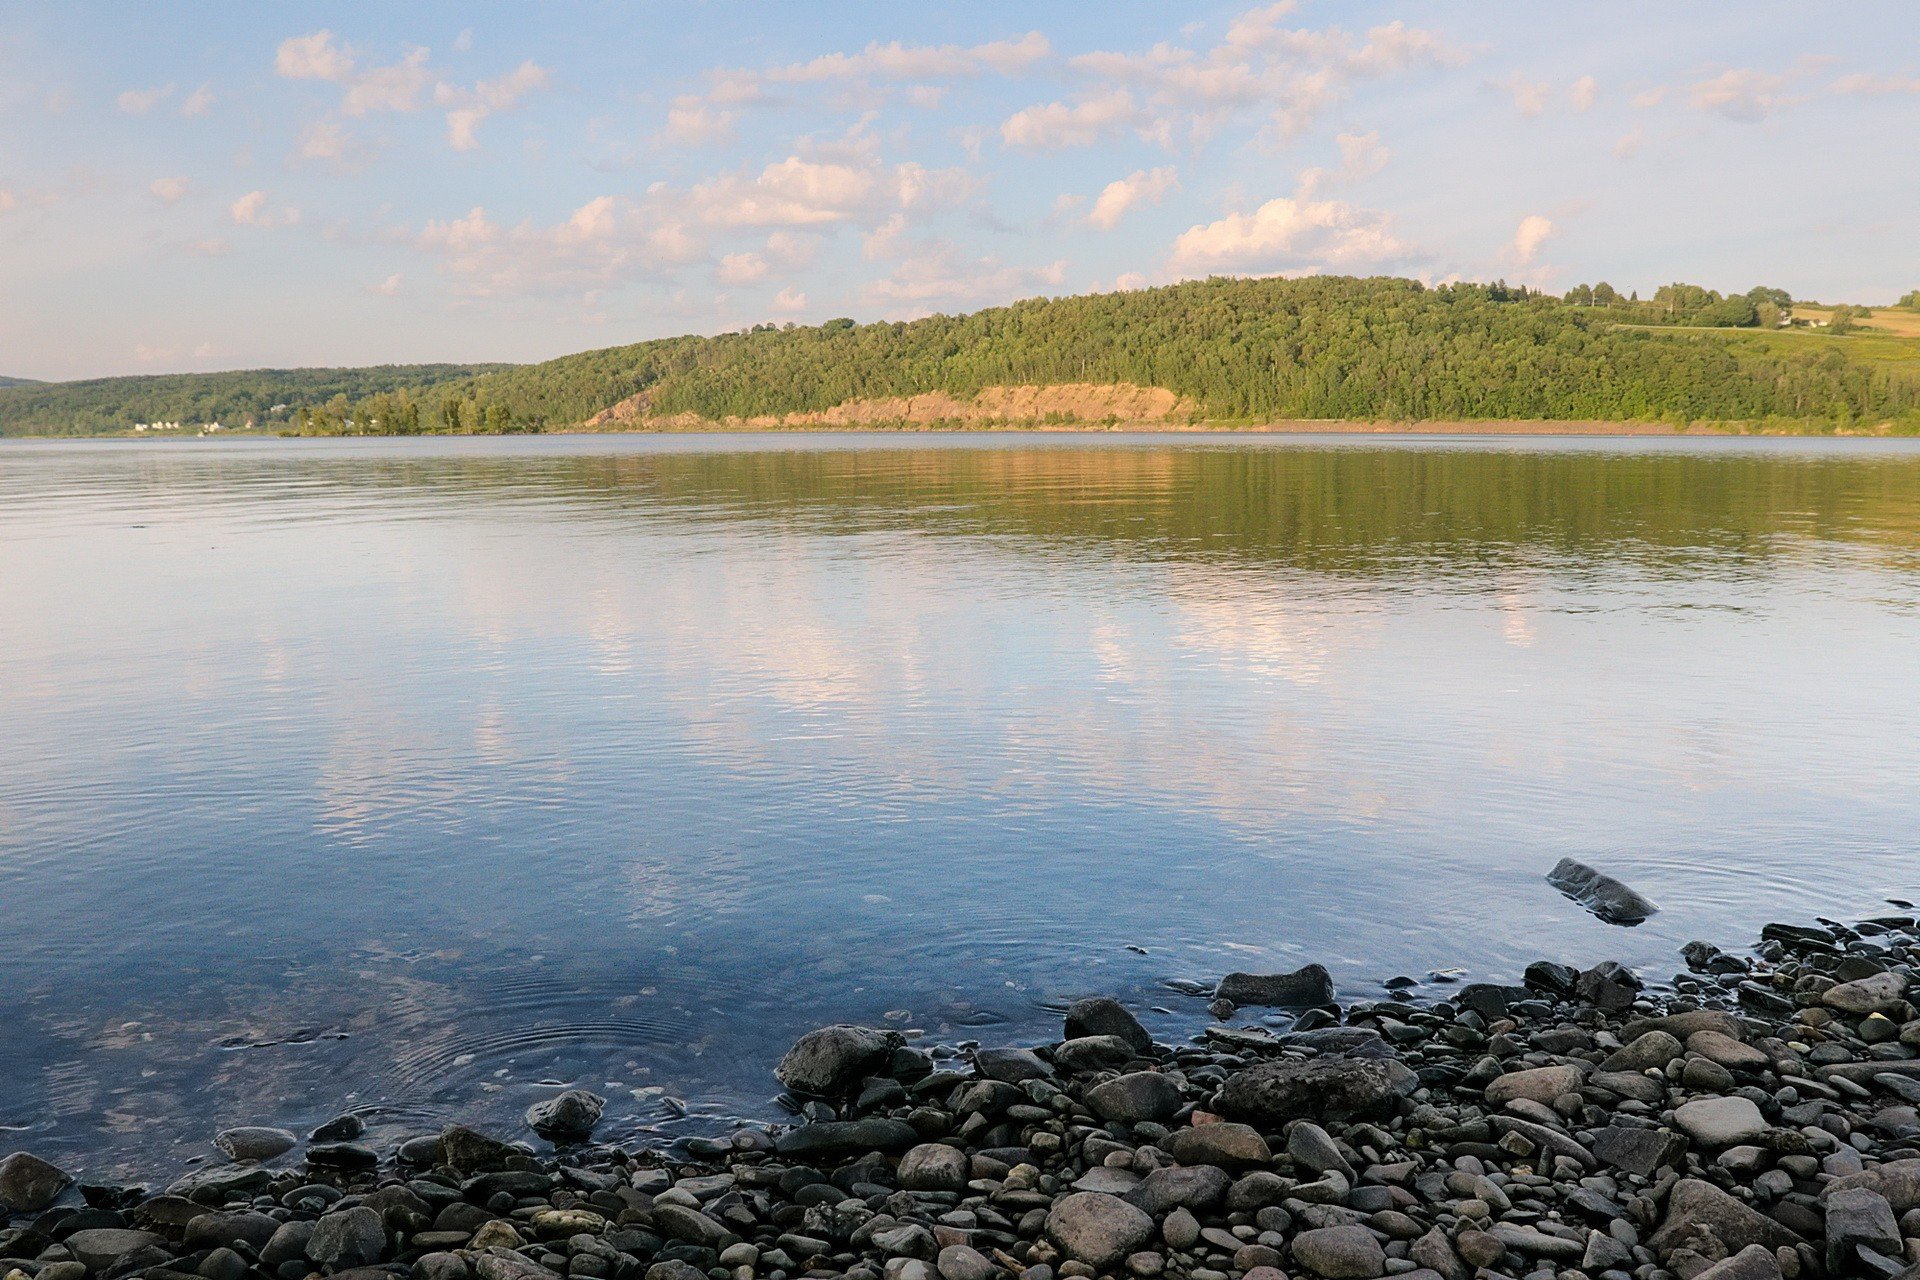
773,1117,919,1159
1063,997,1153,1053
0,1152,73,1213
1546,857,1657,925
1215,963,1335,1008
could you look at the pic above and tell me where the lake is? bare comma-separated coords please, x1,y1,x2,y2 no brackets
4,432,1920,1176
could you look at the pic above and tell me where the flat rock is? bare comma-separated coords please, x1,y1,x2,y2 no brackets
1216,1057,1418,1124
1599,1030,1683,1072
1691,1244,1782,1280
774,1117,919,1158
1674,1096,1768,1147
0,1151,72,1212
1826,1159,1920,1212
1064,997,1153,1053
1547,857,1657,925
214,1126,299,1162
972,1047,1053,1082
1086,1072,1183,1123
1648,1178,1802,1262
1046,1192,1155,1269
1591,1125,1685,1177
1687,1031,1770,1071
1485,1064,1584,1106
1162,1122,1271,1170
1217,964,1335,1008
1622,1010,1745,1042
1823,972,1908,1015
65,1229,166,1271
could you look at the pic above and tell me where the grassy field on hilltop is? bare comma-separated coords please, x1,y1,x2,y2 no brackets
5,276,1920,437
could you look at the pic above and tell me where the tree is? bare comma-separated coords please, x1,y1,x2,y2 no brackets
1899,290,1920,310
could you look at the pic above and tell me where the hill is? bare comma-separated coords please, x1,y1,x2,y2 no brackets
5,277,1920,437
0,363,508,437
0,376,41,389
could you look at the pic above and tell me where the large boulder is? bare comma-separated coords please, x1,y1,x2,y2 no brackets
773,1117,919,1159
307,1206,387,1271
1546,857,1657,924
1085,1072,1183,1123
1216,964,1336,1008
1216,1057,1417,1124
775,1025,900,1096
1063,997,1153,1053
1484,1064,1584,1106
0,1152,72,1212
1162,1122,1270,1171
65,1229,166,1272
1823,972,1909,1016
1648,1179,1803,1263
1292,1224,1387,1279
1673,1097,1768,1147
1045,1192,1154,1269
1825,1159,1920,1212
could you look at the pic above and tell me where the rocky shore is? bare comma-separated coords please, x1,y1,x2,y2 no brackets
9,910,1920,1280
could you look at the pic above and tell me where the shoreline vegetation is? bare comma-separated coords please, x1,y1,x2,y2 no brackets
8,879,1920,1280
7,276,1920,440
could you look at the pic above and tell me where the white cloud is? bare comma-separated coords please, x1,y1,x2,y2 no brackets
117,84,174,115
1167,182,1406,276
276,31,357,82
1613,127,1645,159
1568,75,1597,111
453,29,474,54
0,189,17,215
369,273,403,296
179,84,215,117
298,121,351,161
1830,72,1920,96
1001,89,1139,148
149,176,190,202
1335,130,1388,181
691,157,879,227
435,60,550,150
230,190,299,228
771,286,808,312
1087,166,1178,230
861,240,1067,312
765,32,1050,85
1687,68,1799,121
661,96,737,145
343,47,432,115
716,251,769,285
1510,214,1553,264
1504,73,1550,118
414,196,702,297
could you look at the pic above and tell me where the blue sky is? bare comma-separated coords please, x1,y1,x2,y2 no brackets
2,1,1917,380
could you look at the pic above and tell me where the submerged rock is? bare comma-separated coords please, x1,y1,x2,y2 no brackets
775,1024,901,1095
1546,856,1658,924
525,1089,605,1142
1215,963,1336,1007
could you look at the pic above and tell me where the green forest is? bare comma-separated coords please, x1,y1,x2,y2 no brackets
6,275,1920,437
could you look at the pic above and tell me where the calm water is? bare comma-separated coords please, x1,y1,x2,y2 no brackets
4,432,1920,1175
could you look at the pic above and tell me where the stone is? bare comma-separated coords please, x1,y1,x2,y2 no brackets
1674,1096,1769,1147
1217,964,1336,1008
1064,998,1153,1053
1086,1073,1183,1124
1046,1193,1155,1269
1825,1187,1900,1272
937,1245,995,1280
776,1025,900,1096
1454,1230,1505,1269
775,1117,919,1158
1824,972,1908,1015
899,1143,970,1193
525,1090,605,1141
184,1210,281,1251
1690,1244,1783,1280
1215,1058,1418,1124
0,1151,72,1212
1599,1031,1684,1072
1591,1125,1685,1177
1546,858,1657,924
1163,1208,1200,1251
311,1114,365,1142
1054,1036,1137,1074
477,1254,561,1280
1687,1031,1769,1070
440,1124,519,1172
973,1048,1053,1082
307,1207,386,1271
64,1229,166,1271
1127,1164,1231,1217
652,1204,736,1250
213,1126,298,1162
1648,1179,1803,1263
1484,1065,1584,1106
1287,1122,1355,1180
261,1221,315,1267
1576,961,1642,1011
1162,1122,1271,1170
1291,1224,1387,1279
1623,1010,1746,1042
1409,1228,1466,1280
1826,1160,1920,1212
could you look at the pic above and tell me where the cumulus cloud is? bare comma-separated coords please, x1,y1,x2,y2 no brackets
1686,68,1800,121
149,176,190,202
230,190,299,228
716,251,769,285
0,188,17,215
1830,72,1920,96
1503,73,1551,118
435,60,550,150
276,31,356,82
117,84,174,114
1510,214,1553,264
1087,166,1178,230
1001,89,1139,148
771,286,808,313
179,84,216,117
414,196,702,297
369,273,402,296
298,121,352,162
1167,182,1406,276
661,96,737,145
343,47,432,115
1568,75,1598,111
860,240,1067,312
766,32,1050,85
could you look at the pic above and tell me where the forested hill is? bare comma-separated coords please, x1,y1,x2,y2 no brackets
6,276,1920,436
0,364,506,437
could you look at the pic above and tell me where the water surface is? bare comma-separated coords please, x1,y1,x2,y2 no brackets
4,432,1920,1175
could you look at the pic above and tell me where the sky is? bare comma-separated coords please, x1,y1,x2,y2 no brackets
1,1,1917,382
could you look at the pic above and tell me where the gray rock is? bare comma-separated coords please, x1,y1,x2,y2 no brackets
1046,1192,1155,1269
1622,1009,1745,1042
1485,1064,1585,1106
261,1220,316,1267
1286,1122,1355,1180
417,1254,471,1280
440,1124,519,1172
654,1203,736,1250
1162,1121,1271,1170
0,1151,72,1212
936,1244,995,1280
213,1126,298,1162
898,1143,969,1193
1409,1228,1466,1280
1217,1057,1418,1124
1064,997,1153,1053
973,1047,1052,1082
525,1089,605,1141
1673,1096,1768,1147
1216,964,1335,1008
184,1209,281,1251
1162,1207,1200,1251
1074,1167,1143,1194
775,1025,900,1095
1827,1160,1920,1212
1126,1164,1231,1216
1648,1179,1803,1262
1824,972,1908,1015
1291,1224,1387,1279
1690,1244,1783,1280
200,1246,247,1280
477,1253,561,1280
1599,1031,1683,1072
1826,1187,1900,1272
1053,1035,1137,1074
1546,857,1657,924
307,1206,386,1271
65,1229,166,1271
1086,1072,1183,1123
774,1117,919,1158
1688,1030,1769,1071
1591,1125,1685,1177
